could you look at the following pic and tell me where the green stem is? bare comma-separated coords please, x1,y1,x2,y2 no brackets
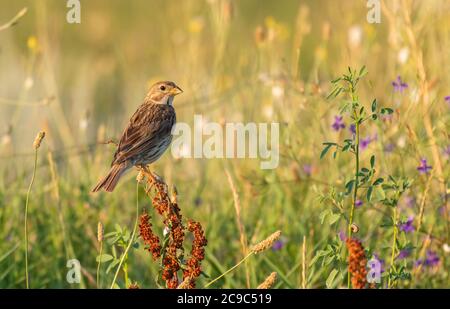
110,182,139,289
347,90,360,289
388,207,398,288
204,252,254,288
24,148,38,289
96,241,103,288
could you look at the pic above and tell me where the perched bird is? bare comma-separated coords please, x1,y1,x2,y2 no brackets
92,81,182,192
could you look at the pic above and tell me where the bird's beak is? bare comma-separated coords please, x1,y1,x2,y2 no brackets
170,86,183,96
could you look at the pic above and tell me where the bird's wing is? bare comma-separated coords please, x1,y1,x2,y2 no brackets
112,103,176,165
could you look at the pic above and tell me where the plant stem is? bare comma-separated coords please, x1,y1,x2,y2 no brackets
204,252,254,288
24,148,38,289
347,89,360,289
110,182,140,289
388,207,398,288
96,240,103,288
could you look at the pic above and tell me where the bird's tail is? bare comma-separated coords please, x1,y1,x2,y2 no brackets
92,163,129,193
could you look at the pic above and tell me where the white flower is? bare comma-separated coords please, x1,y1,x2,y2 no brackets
24,77,34,90
348,25,362,48
271,85,284,99
397,136,406,148
397,47,409,64
163,227,170,237
443,243,450,254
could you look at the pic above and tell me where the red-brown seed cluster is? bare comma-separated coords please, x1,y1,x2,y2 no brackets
346,238,368,289
139,170,207,289
182,220,208,289
138,211,161,261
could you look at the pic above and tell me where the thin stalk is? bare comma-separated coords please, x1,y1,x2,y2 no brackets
96,241,103,288
204,252,254,288
24,148,38,289
110,182,139,289
347,89,360,288
388,207,398,288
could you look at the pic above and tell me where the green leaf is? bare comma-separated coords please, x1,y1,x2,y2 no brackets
106,259,120,274
367,186,373,201
320,144,333,159
328,213,341,226
345,180,355,195
326,269,339,288
96,254,114,263
374,186,386,201
370,155,375,169
371,99,377,112
373,178,384,186
319,209,330,225
381,107,394,114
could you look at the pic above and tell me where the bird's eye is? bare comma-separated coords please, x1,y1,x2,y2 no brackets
159,85,166,91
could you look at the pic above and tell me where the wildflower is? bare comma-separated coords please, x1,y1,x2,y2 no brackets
272,237,287,251
302,164,312,176
349,124,356,135
346,238,367,289
443,145,450,160
271,84,284,99
397,249,411,260
402,195,416,208
355,199,363,208
443,243,450,253
392,76,408,93
384,143,395,153
331,116,345,132
397,47,409,64
424,250,440,267
416,250,440,268
372,254,385,273
359,135,376,151
417,158,432,174
399,216,415,233
445,96,450,107
338,230,346,241
348,25,362,48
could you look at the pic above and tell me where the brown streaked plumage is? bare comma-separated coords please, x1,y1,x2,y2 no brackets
92,81,182,192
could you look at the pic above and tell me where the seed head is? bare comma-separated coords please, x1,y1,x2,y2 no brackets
257,272,277,289
251,230,281,253
33,131,45,149
97,222,104,242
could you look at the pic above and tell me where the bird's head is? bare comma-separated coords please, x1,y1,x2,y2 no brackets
146,81,183,105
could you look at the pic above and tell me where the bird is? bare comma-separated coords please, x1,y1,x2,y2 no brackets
92,81,182,192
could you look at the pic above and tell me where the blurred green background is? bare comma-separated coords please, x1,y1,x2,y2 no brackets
0,0,448,288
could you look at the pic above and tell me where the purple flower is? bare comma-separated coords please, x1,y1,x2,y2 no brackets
416,250,440,268
397,249,411,260
384,143,395,153
355,199,363,208
392,76,408,93
424,250,440,267
349,124,356,135
403,195,416,208
417,158,432,174
332,116,345,131
443,145,450,160
359,136,372,151
338,230,346,241
272,237,287,251
372,254,385,273
303,164,312,176
399,216,415,233
445,96,450,107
